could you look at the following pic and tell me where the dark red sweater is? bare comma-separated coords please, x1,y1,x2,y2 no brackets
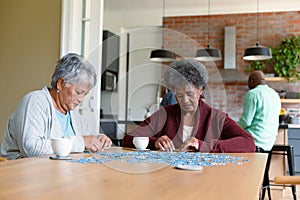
122,101,255,153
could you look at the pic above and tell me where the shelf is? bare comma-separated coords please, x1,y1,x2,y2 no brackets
266,77,299,82
266,77,287,82
280,99,300,104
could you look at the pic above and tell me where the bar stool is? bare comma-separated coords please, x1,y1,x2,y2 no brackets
260,144,297,200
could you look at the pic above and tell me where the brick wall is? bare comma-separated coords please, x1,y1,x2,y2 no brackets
163,11,300,119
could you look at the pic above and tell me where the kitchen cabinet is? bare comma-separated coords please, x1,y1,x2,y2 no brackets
100,120,117,139
288,128,300,175
99,120,124,146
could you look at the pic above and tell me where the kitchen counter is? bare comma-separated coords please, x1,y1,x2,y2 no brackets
278,123,300,129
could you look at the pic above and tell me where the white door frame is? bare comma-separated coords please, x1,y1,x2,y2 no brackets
60,0,104,134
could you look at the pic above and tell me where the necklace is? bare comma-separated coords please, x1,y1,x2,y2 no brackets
183,125,193,142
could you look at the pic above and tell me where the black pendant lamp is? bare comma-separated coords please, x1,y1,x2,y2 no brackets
195,45,222,62
195,0,222,62
243,0,272,60
149,0,176,62
150,49,175,62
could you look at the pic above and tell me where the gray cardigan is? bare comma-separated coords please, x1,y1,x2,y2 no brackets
1,87,95,159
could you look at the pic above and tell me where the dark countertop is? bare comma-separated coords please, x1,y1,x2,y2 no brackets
279,123,300,129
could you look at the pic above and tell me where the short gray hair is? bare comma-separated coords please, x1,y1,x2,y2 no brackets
163,59,208,90
51,53,97,89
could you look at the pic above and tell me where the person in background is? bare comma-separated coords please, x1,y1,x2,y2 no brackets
122,59,255,152
1,53,112,159
160,90,177,107
238,70,281,152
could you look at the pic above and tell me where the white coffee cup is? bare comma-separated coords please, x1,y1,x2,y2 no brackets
133,137,149,150
51,137,73,157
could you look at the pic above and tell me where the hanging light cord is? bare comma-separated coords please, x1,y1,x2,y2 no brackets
207,0,210,47
163,0,165,19
162,0,165,49
256,0,259,45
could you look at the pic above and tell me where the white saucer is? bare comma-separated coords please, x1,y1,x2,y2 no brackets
49,156,72,160
133,148,150,151
175,164,203,171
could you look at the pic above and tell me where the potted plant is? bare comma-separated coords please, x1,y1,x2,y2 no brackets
246,60,275,77
246,60,265,72
270,35,300,81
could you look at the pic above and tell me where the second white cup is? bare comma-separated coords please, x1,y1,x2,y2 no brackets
133,137,149,150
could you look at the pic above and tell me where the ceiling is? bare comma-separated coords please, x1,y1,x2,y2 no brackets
104,0,300,16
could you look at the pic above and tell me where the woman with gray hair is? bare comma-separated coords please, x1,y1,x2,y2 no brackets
123,59,255,152
1,53,111,159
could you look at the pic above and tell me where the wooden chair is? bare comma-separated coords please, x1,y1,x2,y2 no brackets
0,157,7,162
274,176,300,185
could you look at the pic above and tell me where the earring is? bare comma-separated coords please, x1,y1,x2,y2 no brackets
57,90,60,93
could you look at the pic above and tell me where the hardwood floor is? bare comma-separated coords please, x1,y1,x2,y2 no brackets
263,186,299,200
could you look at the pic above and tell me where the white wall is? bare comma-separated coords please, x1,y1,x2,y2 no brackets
104,0,300,17
0,0,61,141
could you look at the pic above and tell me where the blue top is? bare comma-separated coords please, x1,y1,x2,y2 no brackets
55,110,75,137
160,91,177,106
238,85,281,151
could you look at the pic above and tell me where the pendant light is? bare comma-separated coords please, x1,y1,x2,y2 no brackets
195,0,222,62
150,49,175,62
243,0,272,60
150,0,175,62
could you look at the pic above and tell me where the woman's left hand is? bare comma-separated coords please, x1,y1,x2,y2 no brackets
83,134,112,152
179,137,199,151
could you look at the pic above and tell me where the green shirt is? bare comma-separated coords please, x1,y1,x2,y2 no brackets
238,85,281,151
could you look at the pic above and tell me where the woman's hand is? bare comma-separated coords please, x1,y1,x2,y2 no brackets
83,134,112,152
155,135,175,151
179,137,199,152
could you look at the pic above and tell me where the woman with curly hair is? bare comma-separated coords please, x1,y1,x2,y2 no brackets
123,59,255,153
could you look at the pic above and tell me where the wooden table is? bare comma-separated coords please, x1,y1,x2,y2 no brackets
0,148,267,200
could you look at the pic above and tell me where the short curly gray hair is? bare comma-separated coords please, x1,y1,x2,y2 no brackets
163,59,208,90
51,53,97,90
